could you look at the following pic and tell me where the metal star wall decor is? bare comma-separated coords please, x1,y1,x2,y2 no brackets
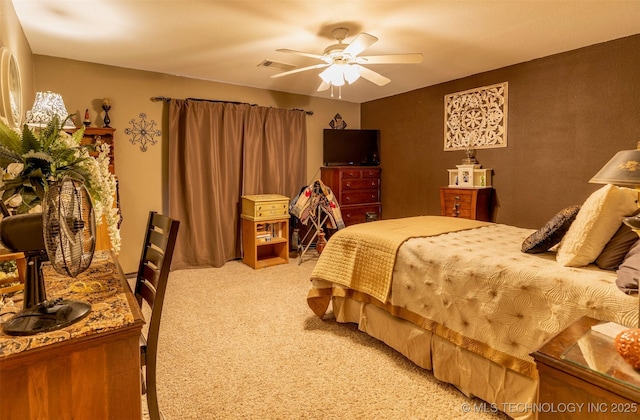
125,113,161,152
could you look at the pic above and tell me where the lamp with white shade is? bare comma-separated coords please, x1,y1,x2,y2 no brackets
318,63,362,99
24,91,75,129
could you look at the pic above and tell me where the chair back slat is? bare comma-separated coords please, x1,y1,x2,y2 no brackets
133,211,180,420
137,279,157,308
144,245,165,272
137,263,159,299
150,212,173,232
148,229,169,252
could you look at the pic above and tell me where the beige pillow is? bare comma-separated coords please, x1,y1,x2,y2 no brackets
556,184,638,267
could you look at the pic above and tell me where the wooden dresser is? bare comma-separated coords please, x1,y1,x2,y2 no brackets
321,166,381,226
440,187,493,221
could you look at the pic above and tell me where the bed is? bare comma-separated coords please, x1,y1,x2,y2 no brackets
307,184,639,420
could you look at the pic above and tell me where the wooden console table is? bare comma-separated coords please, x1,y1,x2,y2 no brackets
0,251,144,420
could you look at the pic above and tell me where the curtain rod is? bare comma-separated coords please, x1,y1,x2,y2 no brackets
150,96,313,115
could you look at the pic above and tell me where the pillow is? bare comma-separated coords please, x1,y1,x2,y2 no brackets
521,205,581,253
616,240,640,294
556,184,638,267
595,208,640,270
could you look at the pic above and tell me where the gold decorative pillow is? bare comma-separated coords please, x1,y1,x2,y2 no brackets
557,184,638,267
521,205,581,253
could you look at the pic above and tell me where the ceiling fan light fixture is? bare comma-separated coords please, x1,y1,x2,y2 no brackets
319,65,345,86
275,27,420,98
343,64,360,84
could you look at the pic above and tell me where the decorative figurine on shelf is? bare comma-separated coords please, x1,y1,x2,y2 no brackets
102,98,112,128
462,148,479,164
83,108,91,127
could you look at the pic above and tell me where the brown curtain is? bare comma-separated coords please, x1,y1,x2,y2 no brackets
168,99,307,269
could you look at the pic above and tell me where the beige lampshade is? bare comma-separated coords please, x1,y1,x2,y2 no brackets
593,149,640,261
24,91,75,129
589,149,640,186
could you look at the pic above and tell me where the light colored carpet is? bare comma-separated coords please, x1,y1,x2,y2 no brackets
149,258,509,420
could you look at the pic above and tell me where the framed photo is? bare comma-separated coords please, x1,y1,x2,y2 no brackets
458,167,473,187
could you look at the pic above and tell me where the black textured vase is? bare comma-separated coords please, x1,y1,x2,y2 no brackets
102,105,111,128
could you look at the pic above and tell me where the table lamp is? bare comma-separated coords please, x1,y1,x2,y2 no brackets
590,145,640,229
24,91,76,129
589,145,640,367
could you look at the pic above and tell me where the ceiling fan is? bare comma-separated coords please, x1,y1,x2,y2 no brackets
271,27,423,98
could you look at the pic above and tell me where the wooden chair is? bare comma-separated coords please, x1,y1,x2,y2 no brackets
0,251,26,297
0,203,27,299
134,211,180,420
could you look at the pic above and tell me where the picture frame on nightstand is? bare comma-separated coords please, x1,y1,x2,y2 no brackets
448,164,492,188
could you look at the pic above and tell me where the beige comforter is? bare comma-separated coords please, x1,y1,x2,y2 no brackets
308,218,639,377
310,216,489,302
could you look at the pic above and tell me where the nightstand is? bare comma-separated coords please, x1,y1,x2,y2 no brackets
532,317,640,419
439,187,492,221
241,216,289,269
240,194,290,269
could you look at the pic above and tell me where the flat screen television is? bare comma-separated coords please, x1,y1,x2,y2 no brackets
323,129,380,166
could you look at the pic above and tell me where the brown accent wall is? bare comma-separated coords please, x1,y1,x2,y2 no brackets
362,34,640,229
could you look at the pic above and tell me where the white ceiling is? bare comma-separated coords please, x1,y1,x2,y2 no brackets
12,0,640,103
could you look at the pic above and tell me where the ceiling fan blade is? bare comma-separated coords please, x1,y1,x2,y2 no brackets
317,80,331,92
356,53,423,64
356,65,391,86
276,48,326,61
343,33,378,57
271,63,329,78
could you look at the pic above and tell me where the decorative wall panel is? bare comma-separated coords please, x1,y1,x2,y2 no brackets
444,82,508,151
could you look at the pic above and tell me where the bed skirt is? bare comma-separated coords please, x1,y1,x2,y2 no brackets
331,295,539,420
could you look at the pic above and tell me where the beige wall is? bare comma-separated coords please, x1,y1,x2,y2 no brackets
2,0,360,273
33,56,360,273
0,0,34,124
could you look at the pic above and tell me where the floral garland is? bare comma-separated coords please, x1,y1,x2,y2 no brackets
0,116,121,252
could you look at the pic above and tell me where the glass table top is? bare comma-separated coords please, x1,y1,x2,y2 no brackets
562,327,640,391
